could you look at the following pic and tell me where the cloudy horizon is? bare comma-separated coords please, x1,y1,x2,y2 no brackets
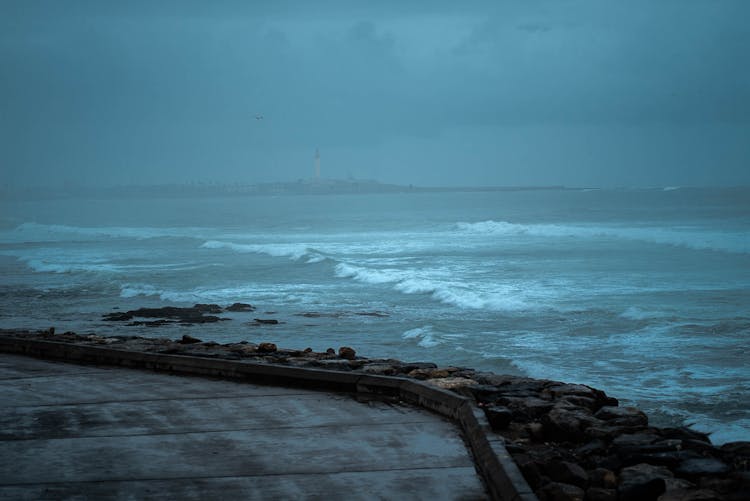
1,1,748,189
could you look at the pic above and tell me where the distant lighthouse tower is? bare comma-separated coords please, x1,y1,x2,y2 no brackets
314,148,321,180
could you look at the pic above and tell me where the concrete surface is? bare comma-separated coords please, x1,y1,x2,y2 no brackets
0,353,488,500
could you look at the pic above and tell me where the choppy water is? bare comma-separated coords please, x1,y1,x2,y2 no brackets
1,187,748,443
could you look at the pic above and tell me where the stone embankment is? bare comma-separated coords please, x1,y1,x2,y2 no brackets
4,321,749,501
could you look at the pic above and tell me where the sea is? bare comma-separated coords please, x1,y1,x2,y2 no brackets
1,187,748,444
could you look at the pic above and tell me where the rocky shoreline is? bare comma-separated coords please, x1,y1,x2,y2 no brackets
2,307,748,501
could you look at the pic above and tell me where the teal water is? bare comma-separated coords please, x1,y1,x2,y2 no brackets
1,187,749,443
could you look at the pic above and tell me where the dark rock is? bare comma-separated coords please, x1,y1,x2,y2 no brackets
500,396,555,420
675,457,730,479
257,342,277,353
514,453,545,489
225,302,256,312
589,468,617,489
594,406,648,427
254,318,279,325
557,395,597,411
544,460,589,488
103,312,133,321
338,346,356,360
484,405,513,430
659,427,712,443
401,362,438,372
325,348,336,355
585,487,616,501
537,481,585,501
575,440,608,457
612,432,660,448
355,311,389,317
543,406,602,443
621,449,703,469
193,303,223,313
178,334,202,344
618,463,671,501
659,488,722,501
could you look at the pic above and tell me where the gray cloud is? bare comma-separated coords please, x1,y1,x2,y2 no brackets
1,0,748,188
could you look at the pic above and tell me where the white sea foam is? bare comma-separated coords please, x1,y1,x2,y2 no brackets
402,325,442,348
201,240,316,261
456,220,750,254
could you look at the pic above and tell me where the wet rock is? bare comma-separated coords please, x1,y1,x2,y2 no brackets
658,488,722,501
537,481,585,501
500,396,555,420
585,487,616,501
254,318,279,325
361,363,400,375
618,463,672,501
484,405,513,430
338,346,356,360
595,406,649,427
257,342,277,353
178,334,202,344
589,468,617,489
612,432,661,448
193,303,223,313
225,302,256,312
557,395,598,411
545,460,589,488
103,306,226,324
514,453,545,489
575,439,607,457
543,406,602,443
675,457,730,479
659,427,712,444
427,377,478,393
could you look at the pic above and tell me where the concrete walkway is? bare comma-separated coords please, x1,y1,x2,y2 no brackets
0,353,487,500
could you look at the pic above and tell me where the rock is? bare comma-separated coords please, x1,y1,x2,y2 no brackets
595,406,649,427
513,453,545,489
193,303,223,313
537,481,586,501
557,395,598,411
338,346,356,360
178,334,202,344
575,440,607,457
658,488,722,501
543,406,602,442
225,302,256,312
618,463,672,501
675,457,730,479
257,342,277,353
484,405,513,430
659,427,711,444
585,487,617,501
361,363,400,375
589,468,617,489
500,396,555,420
254,318,279,325
325,348,335,355
427,377,478,392
103,306,227,324
545,460,589,488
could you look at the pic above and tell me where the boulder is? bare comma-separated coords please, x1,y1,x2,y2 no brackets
225,302,256,312
585,487,616,501
484,405,513,430
537,481,586,501
178,334,202,344
543,406,602,442
254,318,279,325
618,463,672,501
595,406,649,427
589,467,617,489
257,342,277,353
338,346,356,360
544,460,589,488
193,303,223,313
675,457,730,479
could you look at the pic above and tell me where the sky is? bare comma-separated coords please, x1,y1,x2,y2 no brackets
1,0,748,188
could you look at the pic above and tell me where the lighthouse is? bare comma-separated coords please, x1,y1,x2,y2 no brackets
314,148,320,180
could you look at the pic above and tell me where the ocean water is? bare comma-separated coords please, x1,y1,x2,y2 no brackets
1,187,748,443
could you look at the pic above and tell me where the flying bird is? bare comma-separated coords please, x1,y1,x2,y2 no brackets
255,114,264,120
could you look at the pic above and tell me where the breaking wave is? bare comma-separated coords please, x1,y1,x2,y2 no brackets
456,220,749,254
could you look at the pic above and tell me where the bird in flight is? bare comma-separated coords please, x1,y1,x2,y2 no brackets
255,114,264,120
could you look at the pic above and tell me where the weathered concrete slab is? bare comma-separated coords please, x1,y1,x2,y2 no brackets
0,354,487,499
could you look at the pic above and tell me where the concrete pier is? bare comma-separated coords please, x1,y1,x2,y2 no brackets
0,353,487,499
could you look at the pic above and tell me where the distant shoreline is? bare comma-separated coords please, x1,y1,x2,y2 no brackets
4,181,747,202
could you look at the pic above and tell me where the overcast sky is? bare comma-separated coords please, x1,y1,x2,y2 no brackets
1,1,748,188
